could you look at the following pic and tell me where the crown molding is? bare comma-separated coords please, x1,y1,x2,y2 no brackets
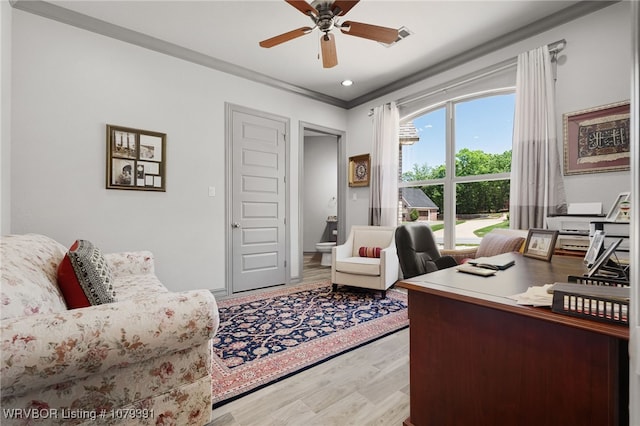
12,0,618,110
10,0,349,109
345,0,619,109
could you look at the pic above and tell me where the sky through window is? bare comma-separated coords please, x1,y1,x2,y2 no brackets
402,93,515,174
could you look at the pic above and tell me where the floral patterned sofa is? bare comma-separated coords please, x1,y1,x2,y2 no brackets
1,234,219,425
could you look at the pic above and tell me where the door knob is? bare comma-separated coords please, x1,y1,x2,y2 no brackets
232,222,241,228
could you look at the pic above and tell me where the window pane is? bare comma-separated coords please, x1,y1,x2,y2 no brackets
401,107,446,180
454,94,514,177
400,184,445,243
399,92,515,249
455,180,510,245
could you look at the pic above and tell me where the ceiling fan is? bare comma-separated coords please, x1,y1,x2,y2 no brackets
259,0,399,68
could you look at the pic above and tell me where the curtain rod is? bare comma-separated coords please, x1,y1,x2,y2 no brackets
548,38,567,55
369,39,566,115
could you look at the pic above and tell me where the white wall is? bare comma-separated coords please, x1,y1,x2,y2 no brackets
303,135,338,252
8,3,633,291
10,9,347,292
345,2,632,232
554,1,631,209
1,1,11,235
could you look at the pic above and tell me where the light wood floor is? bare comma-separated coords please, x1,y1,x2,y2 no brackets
209,254,410,426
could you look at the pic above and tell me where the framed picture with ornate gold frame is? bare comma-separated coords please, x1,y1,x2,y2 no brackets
106,124,166,192
348,154,370,187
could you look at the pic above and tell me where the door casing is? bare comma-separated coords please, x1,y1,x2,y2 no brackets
297,121,347,282
225,103,290,294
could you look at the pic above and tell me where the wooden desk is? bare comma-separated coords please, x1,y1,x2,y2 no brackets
398,253,629,426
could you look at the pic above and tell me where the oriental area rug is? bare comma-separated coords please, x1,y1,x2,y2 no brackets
210,280,408,407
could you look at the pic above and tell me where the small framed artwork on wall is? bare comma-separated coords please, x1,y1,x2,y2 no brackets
106,124,166,192
348,154,370,187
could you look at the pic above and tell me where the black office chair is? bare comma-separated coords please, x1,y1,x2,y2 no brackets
395,222,458,279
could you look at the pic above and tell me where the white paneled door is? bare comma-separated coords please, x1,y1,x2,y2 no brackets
230,108,287,293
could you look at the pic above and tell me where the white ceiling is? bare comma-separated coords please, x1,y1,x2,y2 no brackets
14,0,615,108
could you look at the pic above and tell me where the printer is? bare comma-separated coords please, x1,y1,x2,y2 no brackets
546,203,604,251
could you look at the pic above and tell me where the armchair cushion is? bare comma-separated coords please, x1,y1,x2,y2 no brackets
57,239,116,309
443,229,527,263
1,289,216,394
0,234,68,320
335,256,381,276
358,246,382,258
475,232,525,257
352,230,395,257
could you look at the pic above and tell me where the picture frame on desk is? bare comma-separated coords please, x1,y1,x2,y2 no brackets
523,229,559,262
584,230,605,267
586,238,624,278
605,192,630,221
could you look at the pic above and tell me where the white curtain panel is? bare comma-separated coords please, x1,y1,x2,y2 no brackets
510,46,567,229
369,102,400,226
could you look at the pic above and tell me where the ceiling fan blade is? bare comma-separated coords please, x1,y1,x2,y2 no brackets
285,0,317,17
331,0,359,16
340,21,399,44
321,33,338,68
259,27,313,48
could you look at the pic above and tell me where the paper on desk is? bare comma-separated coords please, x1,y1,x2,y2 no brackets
508,284,554,307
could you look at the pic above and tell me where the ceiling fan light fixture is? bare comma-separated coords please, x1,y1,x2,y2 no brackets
260,1,402,68
341,79,353,87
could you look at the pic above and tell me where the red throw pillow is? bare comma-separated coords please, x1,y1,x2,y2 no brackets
359,246,382,258
57,240,116,309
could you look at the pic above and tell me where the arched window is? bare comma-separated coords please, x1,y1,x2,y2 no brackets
399,90,515,248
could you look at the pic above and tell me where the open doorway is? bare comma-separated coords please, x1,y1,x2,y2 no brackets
299,122,346,283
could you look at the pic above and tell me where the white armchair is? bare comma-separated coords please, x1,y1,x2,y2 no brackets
331,226,399,294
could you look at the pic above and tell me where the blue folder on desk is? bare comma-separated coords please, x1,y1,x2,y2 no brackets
468,253,516,270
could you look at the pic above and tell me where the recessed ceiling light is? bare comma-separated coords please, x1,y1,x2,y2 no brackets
341,80,354,87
